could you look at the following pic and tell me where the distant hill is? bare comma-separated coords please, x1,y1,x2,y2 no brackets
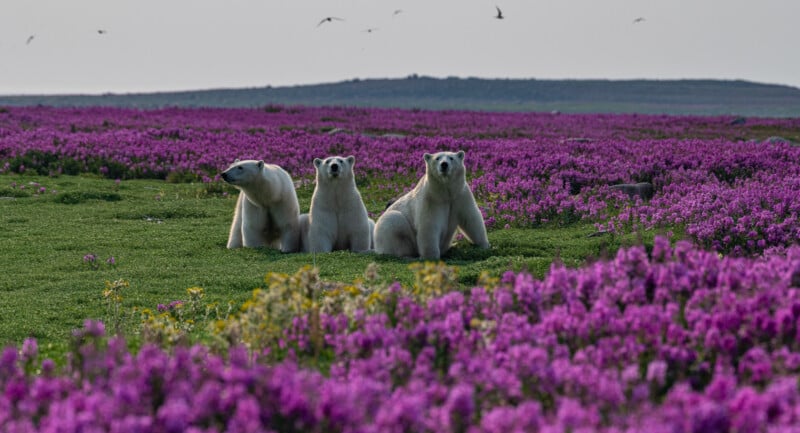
2,76,800,117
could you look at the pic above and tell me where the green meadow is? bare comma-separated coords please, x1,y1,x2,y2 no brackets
0,173,650,359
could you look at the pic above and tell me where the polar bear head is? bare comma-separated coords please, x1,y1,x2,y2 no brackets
314,155,355,181
221,159,264,186
423,150,465,182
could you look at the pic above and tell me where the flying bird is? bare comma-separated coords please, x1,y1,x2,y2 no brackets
317,16,345,27
97,29,108,35
363,27,379,33
392,9,403,17
632,17,646,24
494,6,504,19
26,34,35,45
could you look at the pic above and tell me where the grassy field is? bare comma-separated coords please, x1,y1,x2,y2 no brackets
0,172,656,357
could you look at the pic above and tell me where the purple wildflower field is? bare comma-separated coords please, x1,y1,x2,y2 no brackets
3,240,800,431
2,105,800,431
2,106,799,253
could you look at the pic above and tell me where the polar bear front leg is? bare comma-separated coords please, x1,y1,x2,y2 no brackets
227,194,245,249
417,222,445,260
417,205,450,259
297,213,311,253
367,218,376,250
278,219,301,253
240,198,268,248
266,200,301,253
309,211,336,253
348,219,373,253
458,197,490,249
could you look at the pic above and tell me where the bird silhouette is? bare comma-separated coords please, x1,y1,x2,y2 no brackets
97,29,108,35
392,9,403,17
495,6,504,19
632,17,645,24
317,16,345,27
363,27,379,33
26,34,35,45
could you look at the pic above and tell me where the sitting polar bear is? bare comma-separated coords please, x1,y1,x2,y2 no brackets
374,150,490,259
222,159,301,252
299,155,373,253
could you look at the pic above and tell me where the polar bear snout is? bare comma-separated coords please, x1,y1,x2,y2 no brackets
221,170,237,184
322,159,345,178
222,165,247,184
221,169,243,184
436,160,453,177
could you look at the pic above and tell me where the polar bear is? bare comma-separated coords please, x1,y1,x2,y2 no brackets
298,213,375,252
222,159,301,252
374,150,490,259
302,155,373,253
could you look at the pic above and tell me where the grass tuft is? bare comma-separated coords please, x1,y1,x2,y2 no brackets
55,191,122,204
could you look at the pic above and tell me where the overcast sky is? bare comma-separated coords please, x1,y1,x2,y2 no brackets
1,0,799,95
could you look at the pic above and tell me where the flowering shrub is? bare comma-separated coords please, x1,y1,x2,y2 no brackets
139,286,227,348
209,262,458,358
102,278,128,335
4,238,800,431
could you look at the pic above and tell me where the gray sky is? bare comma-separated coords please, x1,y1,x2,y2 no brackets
2,0,799,95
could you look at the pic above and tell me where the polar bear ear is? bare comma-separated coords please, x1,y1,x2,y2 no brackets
314,158,323,168
346,155,355,166
456,150,465,161
234,158,240,163
423,153,433,163
257,160,264,169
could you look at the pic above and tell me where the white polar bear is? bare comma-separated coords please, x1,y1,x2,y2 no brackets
301,155,373,253
298,214,374,252
374,150,490,259
222,159,301,252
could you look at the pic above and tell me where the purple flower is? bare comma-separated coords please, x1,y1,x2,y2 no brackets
690,401,730,433
738,347,773,383
647,360,668,385
20,337,37,361
82,319,106,338
157,397,192,433
1,347,18,373
442,384,474,430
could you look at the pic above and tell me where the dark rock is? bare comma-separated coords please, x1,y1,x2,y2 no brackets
609,182,655,200
764,136,794,145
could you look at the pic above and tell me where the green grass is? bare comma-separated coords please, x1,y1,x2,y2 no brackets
0,173,652,357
